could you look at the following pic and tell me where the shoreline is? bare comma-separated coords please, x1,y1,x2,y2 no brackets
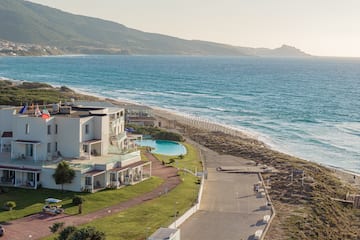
2,76,359,180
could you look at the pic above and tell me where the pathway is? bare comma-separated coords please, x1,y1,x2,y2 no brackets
1,153,180,240
180,147,271,240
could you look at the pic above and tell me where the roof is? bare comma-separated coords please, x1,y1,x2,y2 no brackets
84,169,105,176
15,140,41,144
127,117,156,121
82,139,102,145
45,198,62,203
0,165,41,172
1,131,12,138
110,161,147,172
149,228,179,240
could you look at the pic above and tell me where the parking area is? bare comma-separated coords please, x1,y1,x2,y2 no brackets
180,149,271,240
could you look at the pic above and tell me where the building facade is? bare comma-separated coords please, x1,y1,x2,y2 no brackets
0,103,151,192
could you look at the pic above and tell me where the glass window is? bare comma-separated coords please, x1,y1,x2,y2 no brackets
47,143,51,153
47,125,51,135
85,124,89,134
25,123,30,134
25,144,33,157
85,177,92,185
55,124,58,134
55,142,58,152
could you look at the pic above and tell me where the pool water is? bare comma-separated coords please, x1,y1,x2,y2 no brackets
136,140,187,156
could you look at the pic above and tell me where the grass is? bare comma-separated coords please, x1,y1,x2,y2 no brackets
43,142,202,240
0,177,163,223
154,142,202,174
84,172,199,240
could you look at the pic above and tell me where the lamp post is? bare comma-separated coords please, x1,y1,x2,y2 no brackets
174,201,179,228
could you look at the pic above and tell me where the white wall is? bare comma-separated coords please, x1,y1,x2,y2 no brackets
0,108,16,134
41,167,82,192
12,115,48,160
55,117,81,158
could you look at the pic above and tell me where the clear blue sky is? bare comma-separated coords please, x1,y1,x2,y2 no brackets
29,0,360,57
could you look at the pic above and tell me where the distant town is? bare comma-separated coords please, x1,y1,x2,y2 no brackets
0,39,62,56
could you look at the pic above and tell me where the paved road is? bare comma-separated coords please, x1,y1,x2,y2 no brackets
180,148,271,240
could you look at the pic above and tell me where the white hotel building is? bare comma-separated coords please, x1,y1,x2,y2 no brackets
0,103,151,192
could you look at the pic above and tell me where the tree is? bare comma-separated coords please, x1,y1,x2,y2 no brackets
52,161,75,191
57,226,76,240
57,226,105,240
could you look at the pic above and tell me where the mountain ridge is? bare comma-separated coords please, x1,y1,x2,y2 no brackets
0,0,311,56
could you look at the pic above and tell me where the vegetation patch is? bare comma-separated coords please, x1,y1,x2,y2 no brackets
0,177,163,222
0,80,99,106
127,124,184,142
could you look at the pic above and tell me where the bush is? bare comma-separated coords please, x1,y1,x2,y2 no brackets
4,201,16,210
72,196,84,206
49,222,64,233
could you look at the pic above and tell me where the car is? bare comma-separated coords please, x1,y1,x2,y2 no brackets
42,198,64,215
0,225,4,237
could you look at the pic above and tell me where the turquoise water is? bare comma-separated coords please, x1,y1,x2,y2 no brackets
136,140,187,156
0,56,359,172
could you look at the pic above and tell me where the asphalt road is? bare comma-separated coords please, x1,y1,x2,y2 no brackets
180,149,271,240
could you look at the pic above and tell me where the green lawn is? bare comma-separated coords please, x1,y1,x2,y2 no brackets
154,142,203,174
83,172,199,240
0,177,163,223
44,142,202,240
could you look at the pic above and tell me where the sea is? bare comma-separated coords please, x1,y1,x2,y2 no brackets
0,55,359,173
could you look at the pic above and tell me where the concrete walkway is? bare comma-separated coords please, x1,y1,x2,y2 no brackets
180,148,271,240
1,153,180,240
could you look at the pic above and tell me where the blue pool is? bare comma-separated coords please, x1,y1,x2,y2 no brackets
136,140,187,156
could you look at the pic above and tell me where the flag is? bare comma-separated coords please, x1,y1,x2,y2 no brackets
19,104,27,114
35,104,42,117
41,108,51,119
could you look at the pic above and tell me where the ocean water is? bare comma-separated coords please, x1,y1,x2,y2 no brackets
0,55,359,172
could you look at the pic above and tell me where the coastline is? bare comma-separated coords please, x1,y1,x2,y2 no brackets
2,77,359,237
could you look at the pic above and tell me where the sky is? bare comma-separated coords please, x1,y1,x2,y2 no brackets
28,0,360,57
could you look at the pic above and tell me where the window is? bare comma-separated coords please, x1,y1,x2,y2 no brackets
25,144,33,157
85,124,89,134
83,144,89,153
110,173,116,181
47,125,51,135
27,172,34,182
55,142,58,152
25,123,30,134
47,143,51,153
85,177,92,185
55,124,58,134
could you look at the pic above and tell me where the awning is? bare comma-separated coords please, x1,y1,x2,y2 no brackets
15,140,41,144
84,170,105,177
45,198,62,203
82,139,102,145
0,165,41,172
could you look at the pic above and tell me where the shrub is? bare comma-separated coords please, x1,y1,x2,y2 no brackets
49,222,64,233
4,201,16,210
72,196,84,206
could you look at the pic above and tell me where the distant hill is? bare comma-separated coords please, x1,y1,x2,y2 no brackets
0,0,311,56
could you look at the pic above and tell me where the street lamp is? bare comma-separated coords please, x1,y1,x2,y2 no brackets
174,201,179,228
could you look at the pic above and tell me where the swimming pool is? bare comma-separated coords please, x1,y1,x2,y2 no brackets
136,140,187,156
